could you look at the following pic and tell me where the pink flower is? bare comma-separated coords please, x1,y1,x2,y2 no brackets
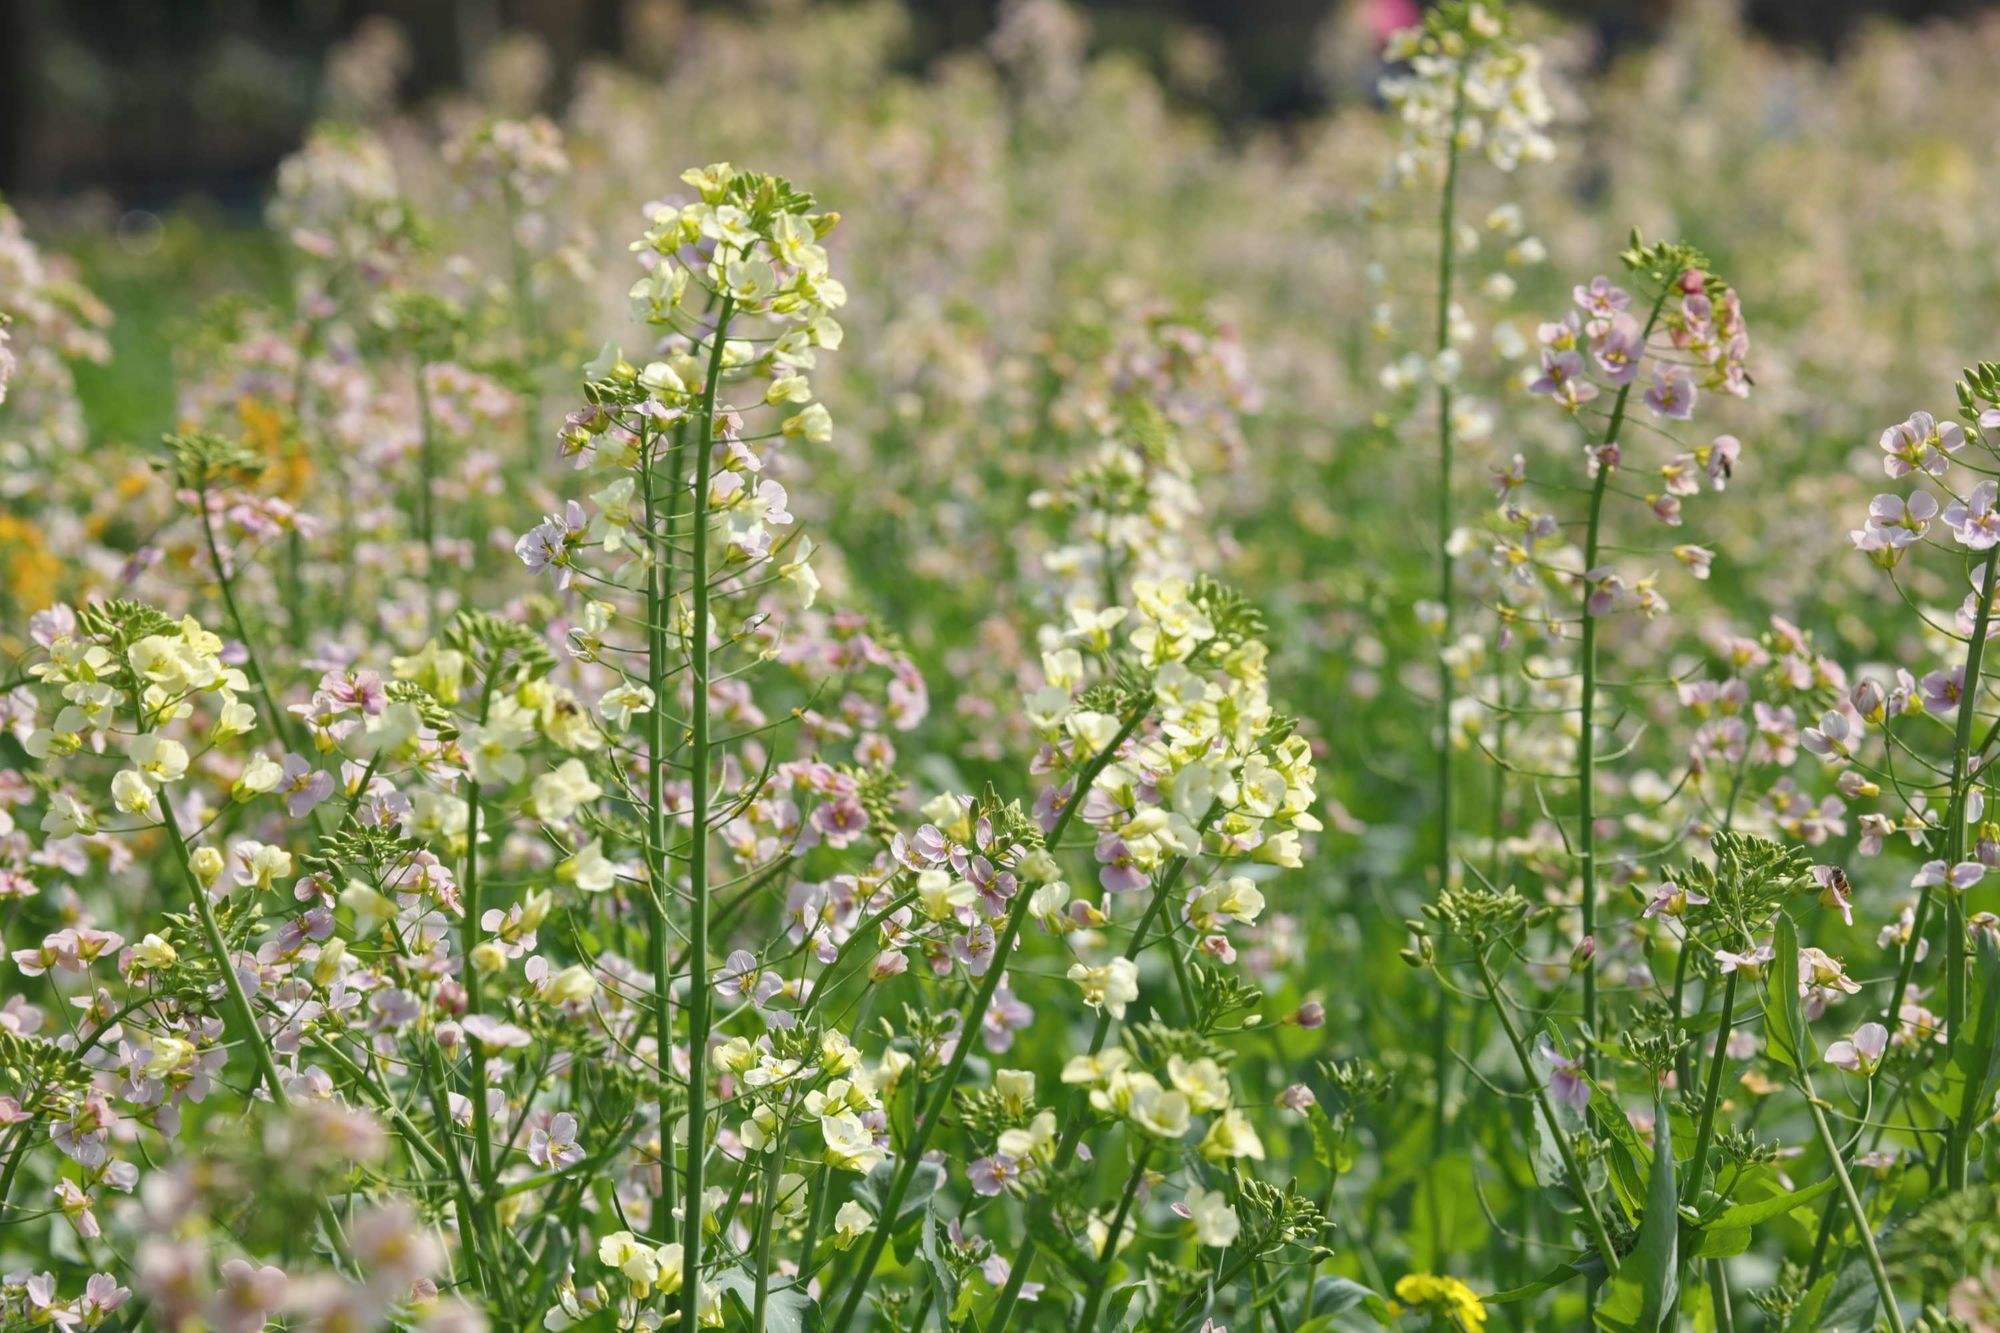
1825,1022,1889,1074
1536,1035,1590,1112
1715,945,1774,976
1529,349,1599,409
1590,314,1645,385
1644,366,1696,420
1574,276,1631,320
1878,411,1963,479
1944,480,2000,549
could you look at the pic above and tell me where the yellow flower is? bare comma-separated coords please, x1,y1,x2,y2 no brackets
1393,1274,1487,1331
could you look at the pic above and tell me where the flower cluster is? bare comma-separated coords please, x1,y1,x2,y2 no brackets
1380,1,1556,185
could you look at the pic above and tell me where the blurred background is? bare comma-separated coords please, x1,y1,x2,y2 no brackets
6,0,1998,211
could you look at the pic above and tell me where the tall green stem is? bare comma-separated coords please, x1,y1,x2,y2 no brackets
642,415,688,1227
458,671,501,1264
158,799,289,1104
1804,1086,1906,1332
827,709,1147,1333
749,1142,786,1332
194,480,301,754
678,293,734,1332
1681,967,1738,1207
985,811,1215,1333
460,780,499,1212
1471,950,1620,1271
1077,1144,1152,1333
1428,62,1470,1267
1575,282,1669,1075
1945,552,1998,1190
414,357,441,632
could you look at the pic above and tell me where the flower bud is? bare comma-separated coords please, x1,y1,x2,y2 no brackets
189,846,226,887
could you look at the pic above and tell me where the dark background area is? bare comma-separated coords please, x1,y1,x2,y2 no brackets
5,0,1996,211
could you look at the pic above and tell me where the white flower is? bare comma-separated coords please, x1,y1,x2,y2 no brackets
832,1201,872,1250
1182,1185,1241,1248
529,758,602,823
821,1112,885,1173
1067,957,1140,1018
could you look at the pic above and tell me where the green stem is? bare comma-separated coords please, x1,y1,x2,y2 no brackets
985,806,1223,1333
1471,949,1620,1272
415,357,441,632
158,784,289,1104
461,780,499,1217
750,1143,786,1332
419,1041,500,1305
194,480,301,754
827,708,1148,1333
1077,1144,1152,1332
679,292,735,1332
1427,67,1469,1265
643,416,686,1229
1709,1259,1735,1332
1681,967,1738,1207
1945,552,1999,1190
1575,281,1670,1076
505,183,545,458
1804,1087,1906,1333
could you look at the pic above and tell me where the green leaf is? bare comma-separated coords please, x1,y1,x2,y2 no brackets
1409,1153,1485,1269
1943,931,2000,1121
918,1210,957,1319
1812,1255,1882,1331
710,1269,820,1333
1762,914,1809,1073
1633,1092,1680,1330
1587,1096,1650,1219
1690,1226,1748,1259
853,1157,944,1233
1592,1273,1645,1332
1702,1176,1836,1233
1488,1258,1590,1304
1306,1277,1379,1316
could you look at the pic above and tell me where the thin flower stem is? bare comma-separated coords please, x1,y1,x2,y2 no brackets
458,671,501,1276
749,1140,786,1332
1077,1143,1152,1333
985,805,1218,1333
414,356,441,633
505,181,544,458
1804,1086,1907,1333
157,798,289,1104
1428,66,1470,1269
1576,281,1671,1076
1680,966,1738,1207
419,1042,501,1304
194,480,303,756
1470,949,1620,1272
1944,552,1998,1190
644,414,687,1229
827,708,1148,1333
679,292,735,1333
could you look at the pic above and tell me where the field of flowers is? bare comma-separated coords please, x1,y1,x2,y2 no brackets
6,0,2000,1327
